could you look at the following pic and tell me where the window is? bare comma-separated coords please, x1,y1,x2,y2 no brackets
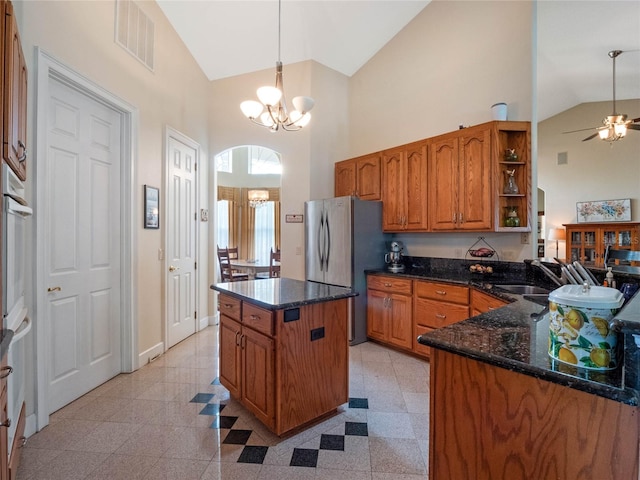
249,146,281,175
253,202,276,262
216,150,232,173
217,200,229,248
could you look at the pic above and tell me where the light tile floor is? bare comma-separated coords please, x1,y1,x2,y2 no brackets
16,326,430,480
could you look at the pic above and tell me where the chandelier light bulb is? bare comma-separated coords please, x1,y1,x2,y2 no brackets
240,100,264,119
292,96,315,114
614,123,627,137
257,86,283,107
598,128,610,140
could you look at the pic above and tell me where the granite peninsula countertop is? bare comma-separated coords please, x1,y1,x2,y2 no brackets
211,277,357,310
367,259,640,406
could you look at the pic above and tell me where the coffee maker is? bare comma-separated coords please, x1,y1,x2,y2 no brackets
384,241,405,273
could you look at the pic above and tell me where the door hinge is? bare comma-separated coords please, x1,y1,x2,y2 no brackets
194,311,197,320
195,163,197,171
194,212,197,221
194,261,197,270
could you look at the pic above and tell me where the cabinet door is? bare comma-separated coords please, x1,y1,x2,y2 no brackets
404,143,428,231
356,154,381,200
3,2,27,181
568,227,598,266
366,289,388,341
219,315,241,399
429,138,458,230
381,148,406,231
334,160,356,197
241,327,275,429
458,128,492,230
388,293,412,349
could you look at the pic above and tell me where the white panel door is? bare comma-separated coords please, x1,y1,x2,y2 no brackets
166,135,197,348
45,78,122,413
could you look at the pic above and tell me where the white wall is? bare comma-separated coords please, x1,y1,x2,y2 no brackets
539,99,640,258
17,0,211,373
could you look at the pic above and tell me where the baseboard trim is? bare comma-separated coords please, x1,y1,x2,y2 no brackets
200,315,211,330
138,341,164,367
25,413,37,438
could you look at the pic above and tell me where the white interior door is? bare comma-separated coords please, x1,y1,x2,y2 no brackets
166,132,198,348
44,77,122,413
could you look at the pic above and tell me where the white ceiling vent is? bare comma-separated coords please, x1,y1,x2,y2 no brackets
115,0,155,71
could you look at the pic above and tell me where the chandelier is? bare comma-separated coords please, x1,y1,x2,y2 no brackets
240,0,314,132
248,189,269,208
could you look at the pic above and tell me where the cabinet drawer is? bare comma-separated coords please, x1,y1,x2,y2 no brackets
367,275,413,294
219,294,241,321
243,303,274,337
471,290,508,314
414,297,470,328
415,280,469,305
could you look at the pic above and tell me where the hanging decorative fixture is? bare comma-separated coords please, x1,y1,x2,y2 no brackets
240,0,314,132
248,189,269,208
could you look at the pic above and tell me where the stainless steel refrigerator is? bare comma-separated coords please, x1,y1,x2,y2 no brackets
305,196,389,345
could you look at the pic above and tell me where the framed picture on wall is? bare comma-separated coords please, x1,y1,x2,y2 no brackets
144,185,159,229
576,198,631,223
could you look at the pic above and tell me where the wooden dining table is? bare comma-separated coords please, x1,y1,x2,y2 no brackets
229,259,279,279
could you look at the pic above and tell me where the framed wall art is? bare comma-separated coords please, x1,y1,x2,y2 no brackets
576,198,631,223
144,185,160,229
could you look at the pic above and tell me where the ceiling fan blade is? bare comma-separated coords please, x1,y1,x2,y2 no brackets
627,124,640,131
582,132,599,142
631,117,640,123
562,127,598,134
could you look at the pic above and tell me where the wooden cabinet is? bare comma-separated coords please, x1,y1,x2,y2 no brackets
564,222,640,268
429,125,492,231
381,140,428,231
429,349,639,479
3,0,28,181
366,275,413,349
334,153,381,200
413,281,470,358
471,289,508,316
218,295,275,430
218,292,349,436
493,121,532,231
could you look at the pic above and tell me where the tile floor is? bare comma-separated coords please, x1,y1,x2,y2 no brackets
16,326,430,479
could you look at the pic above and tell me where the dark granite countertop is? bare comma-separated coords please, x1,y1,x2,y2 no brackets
210,278,357,310
370,256,640,406
1,329,14,360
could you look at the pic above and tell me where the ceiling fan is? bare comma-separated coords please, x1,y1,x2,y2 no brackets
563,50,640,142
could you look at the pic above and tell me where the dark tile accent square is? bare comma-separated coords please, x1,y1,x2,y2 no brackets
199,403,226,416
348,397,369,409
319,434,344,451
290,448,318,468
210,416,238,429
211,377,221,385
190,393,215,403
223,429,253,445
237,445,269,464
345,421,368,437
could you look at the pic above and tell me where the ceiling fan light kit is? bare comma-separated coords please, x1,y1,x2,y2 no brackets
240,0,315,132
563,49,640,143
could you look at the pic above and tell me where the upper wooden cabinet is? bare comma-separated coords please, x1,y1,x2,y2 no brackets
381,140,428,232
3,0,28,181
429,125,492,231
334,153,381,200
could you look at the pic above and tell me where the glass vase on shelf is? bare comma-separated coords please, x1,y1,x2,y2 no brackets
503,169,519,194
504,149,518,162
504,206,520,227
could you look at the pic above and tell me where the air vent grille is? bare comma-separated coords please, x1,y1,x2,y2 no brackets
115,0,155,71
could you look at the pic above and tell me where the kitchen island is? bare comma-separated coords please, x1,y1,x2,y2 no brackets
210,278,356,436
418,288,640,479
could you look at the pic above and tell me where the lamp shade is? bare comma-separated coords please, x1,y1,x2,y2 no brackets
548,227,566,242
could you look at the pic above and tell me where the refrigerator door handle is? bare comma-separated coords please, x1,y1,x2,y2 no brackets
317,211,325,271
325,214,331,272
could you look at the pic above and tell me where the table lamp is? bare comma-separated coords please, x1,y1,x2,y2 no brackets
548,227,566,259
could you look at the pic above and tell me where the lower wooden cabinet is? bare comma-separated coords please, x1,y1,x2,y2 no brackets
471,289,508,316
429,349,639,479
366,276,413,349
218,293,348,436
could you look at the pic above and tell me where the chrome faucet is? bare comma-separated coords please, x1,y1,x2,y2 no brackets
531,260,565,287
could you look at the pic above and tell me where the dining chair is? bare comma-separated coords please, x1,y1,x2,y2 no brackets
217,246,249,282
604,245,640,274
269,247,281,278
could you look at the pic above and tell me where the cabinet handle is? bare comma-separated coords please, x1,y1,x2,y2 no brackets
435,290,447,296
240,334,246,349
235,331,241,346
18,140,27,162
0,418,11,428
223,303,234,309
435,313,447,319
452,213,457,223
384,282,392,287
459,212,464,223
250,314,260,321
0,366,13,379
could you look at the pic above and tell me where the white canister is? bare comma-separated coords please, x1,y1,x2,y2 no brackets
491,102,508,121
548,285,624,370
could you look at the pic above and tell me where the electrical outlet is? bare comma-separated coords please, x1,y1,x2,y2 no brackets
158,248,164,260
521,233,530,244
295,246,302,255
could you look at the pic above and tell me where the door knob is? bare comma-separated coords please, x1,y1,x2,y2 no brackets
47,286,61,292
169,266,180,272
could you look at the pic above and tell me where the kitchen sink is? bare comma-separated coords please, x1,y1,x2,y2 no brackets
522,293,549,306
497,284,551,295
